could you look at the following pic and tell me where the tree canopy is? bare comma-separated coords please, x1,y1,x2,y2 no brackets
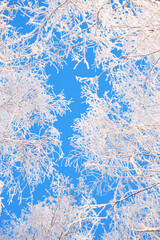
0,0,160,239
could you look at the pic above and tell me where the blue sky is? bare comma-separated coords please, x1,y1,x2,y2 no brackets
0,1,160,239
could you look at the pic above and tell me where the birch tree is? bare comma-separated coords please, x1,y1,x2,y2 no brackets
1,174,98,240
70,77,160,238
69,0,160,238
0,1,70,203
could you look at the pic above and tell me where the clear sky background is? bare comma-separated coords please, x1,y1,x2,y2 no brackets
1,1,159,239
